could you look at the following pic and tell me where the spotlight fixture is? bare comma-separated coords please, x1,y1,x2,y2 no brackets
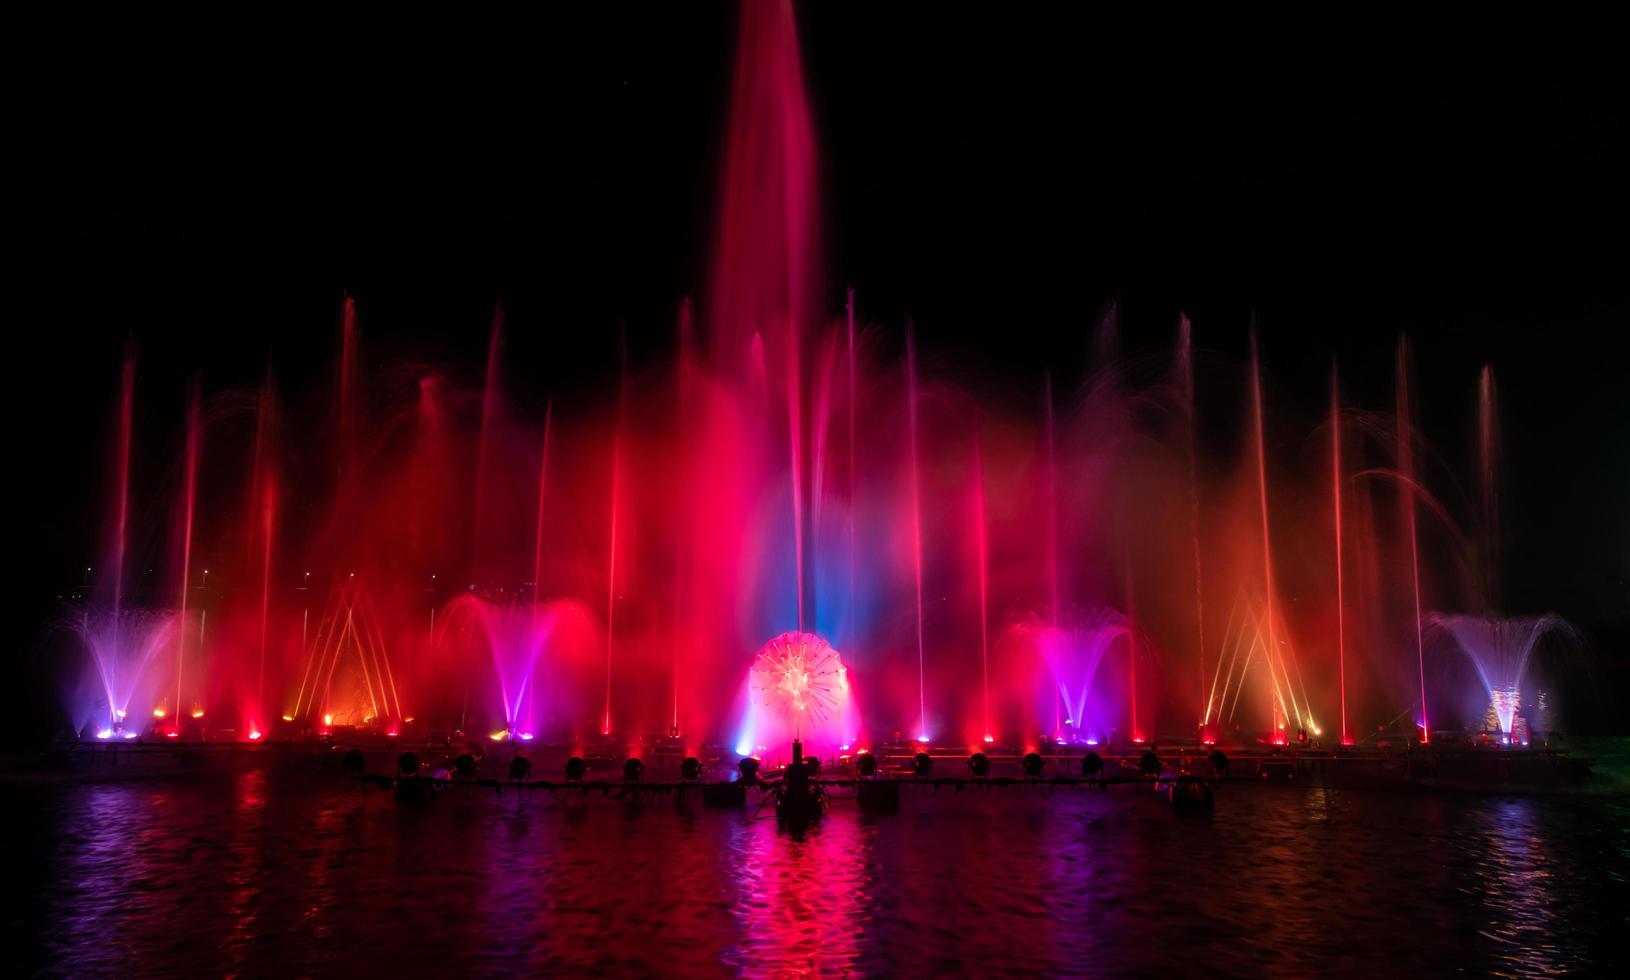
622,757,645,782
564,756,588,781
680,756,702,781
397,751,421,777
343,749,366,776
968,752,990,777
912,752,933,776
454,753,479,779
1080,752,1103,777
1021,752,1045,778
508,755,533,782
855,752,878,778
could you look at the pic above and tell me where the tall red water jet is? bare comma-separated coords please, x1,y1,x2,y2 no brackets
107,349,136,723
1396,337,1429,742
846,290,858,664
974,430,992,742
786,309,807,635
1331,361,1350,746
173,381,201,728
672,299,694,736
906,325,927,741
708,0,818,364
337,295,359,486
532,401,553,606
700,0,820,748
1479,364,1500,611
249,366,278,735
472,303,504,580
531,399,554,736
1043,374,1061,738
1177,315,1208,726
254,483,275,734
1125,562,1141,742
1248,331,1284,740
603,334,627,737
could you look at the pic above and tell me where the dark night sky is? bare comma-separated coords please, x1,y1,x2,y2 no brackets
8,8,1628,719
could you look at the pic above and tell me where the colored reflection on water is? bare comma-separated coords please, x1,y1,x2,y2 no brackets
10,769,1630,975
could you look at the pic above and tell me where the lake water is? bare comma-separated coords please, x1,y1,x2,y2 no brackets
10,748,1630,977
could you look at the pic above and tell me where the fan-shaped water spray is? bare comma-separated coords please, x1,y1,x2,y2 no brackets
1431,614,1571,735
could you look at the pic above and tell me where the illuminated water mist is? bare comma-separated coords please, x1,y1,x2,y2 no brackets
53,0,1572,755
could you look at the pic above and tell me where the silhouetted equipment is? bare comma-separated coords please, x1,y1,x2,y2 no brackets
453,753,478,779
775,740,823,826
1208,750,1229,777
394,777,436,804
1167,774,1215,811
703,781,748,807
343,749,366,775
680,756,703,781
856,753,878,778
1021,752,1045,777
912,752,933,776
968,752,991,777
858,779,902,813
394,751,434,804
623,757,646,782
1138,750,1161,777
508,755,532,782
737,756,762,783
1261,759,1295,781
1080,752,1103,777
564,756,588,781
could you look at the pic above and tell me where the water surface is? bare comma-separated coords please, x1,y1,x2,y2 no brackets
10,758,1629,976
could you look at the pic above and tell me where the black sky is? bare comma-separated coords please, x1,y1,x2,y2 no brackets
8,8,1628,714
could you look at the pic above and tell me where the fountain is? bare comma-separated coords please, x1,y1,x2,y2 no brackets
47,0,1582,780
1432,615,1571,741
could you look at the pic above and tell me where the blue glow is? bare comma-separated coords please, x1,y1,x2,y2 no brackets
730,675,756,762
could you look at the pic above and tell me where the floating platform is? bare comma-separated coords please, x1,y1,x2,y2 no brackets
9,736,1599,796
